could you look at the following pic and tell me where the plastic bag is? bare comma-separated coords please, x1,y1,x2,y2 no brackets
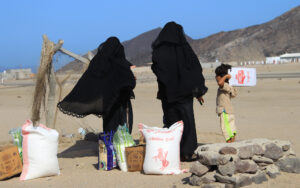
8,127,23,161
113,124,135,172
98,131,117,170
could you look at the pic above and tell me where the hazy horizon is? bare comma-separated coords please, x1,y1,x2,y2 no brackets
1,0,299,72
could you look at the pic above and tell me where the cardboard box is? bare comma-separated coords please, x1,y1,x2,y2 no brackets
125,145,145,172
0,146,23,180
229,67,256,86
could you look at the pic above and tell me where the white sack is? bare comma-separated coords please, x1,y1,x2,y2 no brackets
20,120,60,180
139,121,186,175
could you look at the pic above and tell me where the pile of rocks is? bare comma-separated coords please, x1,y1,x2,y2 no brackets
188,138,300,188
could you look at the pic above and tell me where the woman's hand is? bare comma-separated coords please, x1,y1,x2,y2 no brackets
197,96,204,105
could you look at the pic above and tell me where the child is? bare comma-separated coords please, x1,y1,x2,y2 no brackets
215,64,237,143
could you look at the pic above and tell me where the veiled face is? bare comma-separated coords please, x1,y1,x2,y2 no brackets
98,37,125,58
152,21,186,48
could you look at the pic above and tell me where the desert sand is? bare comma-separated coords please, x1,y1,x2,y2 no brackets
1,63,300,187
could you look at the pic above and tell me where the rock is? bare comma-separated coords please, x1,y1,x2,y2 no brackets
251,171,268,184
252,156,273,164
189,172,216,186
264,143,283,160
190,161,211,177
265,164,280,179
201,147,210,151
282,144,290,152
235,160,258,174
225,184,234,188
274,140,291,152
189,175,203,186
218,162,235,176
215,174,252,187
257,163,269,167
276,157,300,173
201,172,217,183
238,145,254,159
219,147,237,155
198,151,230,166
283,148,296,157
201,183,225,188
252,144,264,155
236,175,252,187
215,174,236,184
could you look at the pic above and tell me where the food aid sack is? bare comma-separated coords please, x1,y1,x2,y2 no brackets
139,121,186,175
20,120,60,180
113,124,135,172
98,131,117,170
229,67,256,86
8,127,23,161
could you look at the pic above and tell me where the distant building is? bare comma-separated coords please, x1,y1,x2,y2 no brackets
2,68,33,80
280,53,300,63
266,53,300,64
266,56,280,64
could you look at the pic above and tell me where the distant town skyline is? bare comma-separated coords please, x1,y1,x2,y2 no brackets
1,0,299,72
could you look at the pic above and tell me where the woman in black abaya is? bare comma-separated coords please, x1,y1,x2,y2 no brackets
57,37,136,133
151,22,208,161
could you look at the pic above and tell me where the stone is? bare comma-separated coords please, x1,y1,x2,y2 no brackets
282,144,290,152
189,175,203,186
218,162,235,176
190,161,211,177
251,171,268,184
201,183,225,188
219,155,232,165
274,140,291,152
201,172,217,183
283,148,296,157
257,163,269,167
238,145,254,159
201,147,210,151
225,184,234,188
276,157,300,173
235,175,252,187
264,143,283,160
235,160,258,174
189,172,216,186
198,151,230,166
219,147,237,155
215,174,237,184
252,144,264,155
265,164,280,179
252,155,273,164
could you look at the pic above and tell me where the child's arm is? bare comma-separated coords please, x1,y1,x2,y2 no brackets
217,74,237,97
216,74,231,88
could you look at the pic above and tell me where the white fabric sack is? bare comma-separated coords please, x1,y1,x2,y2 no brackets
229,67,256,86
20,120,60,180
139,121,186,175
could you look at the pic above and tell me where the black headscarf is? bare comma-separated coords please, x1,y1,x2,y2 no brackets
151,21,207,103
57,37,136,118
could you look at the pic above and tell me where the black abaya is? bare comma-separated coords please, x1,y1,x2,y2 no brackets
57,37,135,133
151,22,207,158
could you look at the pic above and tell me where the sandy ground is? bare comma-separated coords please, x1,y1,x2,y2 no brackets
1,63,300,187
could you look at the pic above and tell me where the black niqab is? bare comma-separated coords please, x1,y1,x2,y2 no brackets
151,22,207,103
57,37,136,118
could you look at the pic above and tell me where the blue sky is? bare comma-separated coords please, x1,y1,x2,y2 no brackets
0,0,299,72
